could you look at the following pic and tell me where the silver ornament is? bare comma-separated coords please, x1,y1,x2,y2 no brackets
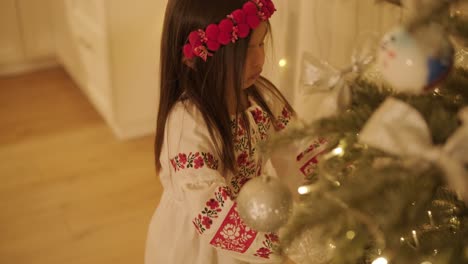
236,176,293,232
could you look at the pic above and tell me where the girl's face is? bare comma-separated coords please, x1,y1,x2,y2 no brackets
243,22,268,89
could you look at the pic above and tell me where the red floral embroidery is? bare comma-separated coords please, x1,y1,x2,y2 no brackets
170,152,219,171
251,108,265,123
193,187,230,234
209,205,257,253
274,106,292,131
297,138,328,161
202,216,213,229
237,151,248,166
206,198,219,209
250,107,271,140
300,156,319,176
254,232,279,259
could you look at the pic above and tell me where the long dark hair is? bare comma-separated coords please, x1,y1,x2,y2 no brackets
155,0,294,174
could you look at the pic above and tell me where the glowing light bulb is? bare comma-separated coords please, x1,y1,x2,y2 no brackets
279,59,287,67
372,257,388,264
346,230,356,240
332,147,344,156
298,186,310,195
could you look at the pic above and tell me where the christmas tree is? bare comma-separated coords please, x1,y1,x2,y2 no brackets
239,0,468,263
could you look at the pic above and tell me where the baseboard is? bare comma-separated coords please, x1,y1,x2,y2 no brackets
110,117,156,140
0,57,59,77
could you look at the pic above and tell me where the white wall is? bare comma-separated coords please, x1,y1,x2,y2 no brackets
263,0,403,119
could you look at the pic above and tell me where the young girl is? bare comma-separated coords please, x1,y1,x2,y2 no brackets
145,0,324,263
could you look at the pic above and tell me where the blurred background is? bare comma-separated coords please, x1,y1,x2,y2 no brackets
0,0,402,263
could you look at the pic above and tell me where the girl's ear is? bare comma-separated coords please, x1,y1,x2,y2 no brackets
182,57,195,69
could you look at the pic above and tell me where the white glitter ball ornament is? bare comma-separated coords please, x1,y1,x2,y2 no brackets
237,176,293,232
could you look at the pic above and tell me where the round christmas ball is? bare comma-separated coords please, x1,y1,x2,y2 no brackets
377,25,454,94
236,176,293,232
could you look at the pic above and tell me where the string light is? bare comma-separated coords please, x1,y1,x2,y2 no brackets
412,230,420,248
298,185,310,195
279,59,287,67
346,230,356,240
332,146,344,156
427,211,434,226
372,257,388,264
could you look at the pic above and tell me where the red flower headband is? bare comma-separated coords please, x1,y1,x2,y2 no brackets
183,0,276,61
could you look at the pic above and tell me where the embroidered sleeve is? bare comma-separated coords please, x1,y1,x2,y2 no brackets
185,184,282,261
166,102,283,262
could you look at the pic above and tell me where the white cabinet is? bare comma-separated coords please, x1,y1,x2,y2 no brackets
0,0,23,65
0,0,56,75
52,0,164,139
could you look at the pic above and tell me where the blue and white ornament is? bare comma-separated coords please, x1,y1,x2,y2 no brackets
377,25,454,94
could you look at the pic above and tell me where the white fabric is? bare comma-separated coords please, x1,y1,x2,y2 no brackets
145,89,326,264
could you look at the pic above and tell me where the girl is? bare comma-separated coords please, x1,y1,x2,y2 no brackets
146,0,324,263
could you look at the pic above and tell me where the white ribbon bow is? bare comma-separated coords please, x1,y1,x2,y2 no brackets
299,35,377,119
359,97,468,203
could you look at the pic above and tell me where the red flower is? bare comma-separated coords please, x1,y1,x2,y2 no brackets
183,44,194,59
205,24,221,51
282,107,291,118
237,152,248,166
178,153,187,164
207,40,220,51
218,32,231,45
188,31,201,46
266,1,276,14
243,2,258,16
206,198,219,209
255,247,271,258
194,156,204,169
219,19,234,33
238,24,250,38
202,216,212,229
206,24,220,40
247,15,260,29
232,9,246,24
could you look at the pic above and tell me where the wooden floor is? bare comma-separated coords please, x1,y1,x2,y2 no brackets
0,67,162,264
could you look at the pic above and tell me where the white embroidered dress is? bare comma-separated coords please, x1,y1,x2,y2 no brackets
145,90,327,264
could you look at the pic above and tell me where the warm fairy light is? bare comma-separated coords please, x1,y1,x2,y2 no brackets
428,211,434,226
421,261,432,264
372,257,388,264
298,185,310,195
328,243,336,249
400,237,405,242
279,59,287,67
412,230,420,247
346,230,356,240
332,147,344,156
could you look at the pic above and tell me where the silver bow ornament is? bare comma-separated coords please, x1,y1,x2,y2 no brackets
300,34,378,119
359,97,468,204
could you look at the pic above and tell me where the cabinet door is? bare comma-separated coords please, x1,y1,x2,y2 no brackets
0,0,24,65
17,0,55,60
